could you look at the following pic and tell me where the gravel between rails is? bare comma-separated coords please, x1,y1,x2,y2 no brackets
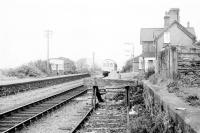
78,100,127,133
0,79,83,113
16,94,92,133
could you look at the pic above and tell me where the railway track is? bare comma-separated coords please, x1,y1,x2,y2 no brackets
0,84,87,133
71,103,127,133
71,85,128,133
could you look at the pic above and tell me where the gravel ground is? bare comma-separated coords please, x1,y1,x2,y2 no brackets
1,73,136,133
0,79,83,113
78,94,127,133
16,94,92,133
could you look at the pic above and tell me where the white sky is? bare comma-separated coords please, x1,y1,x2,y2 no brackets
0,0,200,69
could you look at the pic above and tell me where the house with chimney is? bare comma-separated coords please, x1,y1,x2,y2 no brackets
133,8,196,72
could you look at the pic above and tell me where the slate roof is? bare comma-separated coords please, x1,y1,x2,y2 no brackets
140,22,196,42
187,27,196,37
140,28,163,42
133,52,155,62
155,21,196,41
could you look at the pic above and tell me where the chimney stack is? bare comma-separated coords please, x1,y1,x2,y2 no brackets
164,12,170,28
164,8,180,28
168,8,180,23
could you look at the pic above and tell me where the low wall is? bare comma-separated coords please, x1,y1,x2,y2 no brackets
0,73,90,97
142,81,200,133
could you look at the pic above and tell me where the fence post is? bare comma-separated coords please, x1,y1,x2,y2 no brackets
125,86,131,133
174,47,178,79
92,86,97,108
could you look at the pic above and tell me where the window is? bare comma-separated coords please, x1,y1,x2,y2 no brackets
164,32,170,43
148,60,154,70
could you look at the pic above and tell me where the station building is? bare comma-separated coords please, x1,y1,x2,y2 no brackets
134,8,196,72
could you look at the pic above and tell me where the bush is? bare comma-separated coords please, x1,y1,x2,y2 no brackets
121,58,133,73
30,60,49,74
5,65,45,78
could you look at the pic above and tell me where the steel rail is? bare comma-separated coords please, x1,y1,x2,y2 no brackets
0,85,87,133
70,104,97,133
70,76,107,133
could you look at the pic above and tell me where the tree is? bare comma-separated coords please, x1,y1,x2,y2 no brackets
5,60,50,78
29,60,49,74
5,65,45,78
76,58,90,73
121,58,133,73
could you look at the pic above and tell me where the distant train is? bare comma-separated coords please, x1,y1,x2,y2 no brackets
102,59,117,77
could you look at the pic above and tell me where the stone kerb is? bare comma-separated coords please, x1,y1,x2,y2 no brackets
143,80,199,133
0,73,90,97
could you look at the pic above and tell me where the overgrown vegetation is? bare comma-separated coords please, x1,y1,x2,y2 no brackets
165,75,200,106
1,57,102,79
130,108,152,133
4,64,47,79
130,105,175,133
29,60,49,74
121,58,133,73
167,81,179,93
144,68,155,79
3,60,50,78
185,95,200,106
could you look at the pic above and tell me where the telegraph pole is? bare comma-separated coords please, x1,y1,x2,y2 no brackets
45,30,52,74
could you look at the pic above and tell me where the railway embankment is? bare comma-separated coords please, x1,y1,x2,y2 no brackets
142,80,200,133
84,73,200,132
0,73,89,97
100,72,200,132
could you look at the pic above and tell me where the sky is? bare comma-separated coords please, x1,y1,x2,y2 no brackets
0,0,200,69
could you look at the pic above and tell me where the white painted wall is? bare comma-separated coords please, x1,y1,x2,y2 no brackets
157,24,194,53
49,59,64,70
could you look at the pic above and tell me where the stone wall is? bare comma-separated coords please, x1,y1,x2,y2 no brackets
0,73,90,97
178,51,200,75
143,81,198,133
158,45,200,79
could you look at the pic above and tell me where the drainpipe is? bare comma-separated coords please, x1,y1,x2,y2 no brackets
154,35,158,73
